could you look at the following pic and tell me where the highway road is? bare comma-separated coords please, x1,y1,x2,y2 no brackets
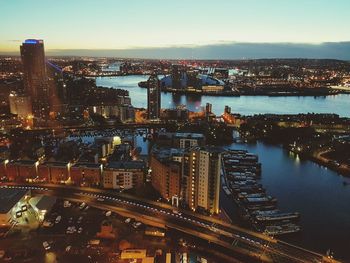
1,183,341,263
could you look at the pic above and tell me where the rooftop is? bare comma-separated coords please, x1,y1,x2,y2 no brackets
151,147,185,162
72,162,101,169
9,160,37,166
105,161,145,170
40,161,68,167
158,132,204,140
35,195,57,211
0,188,29,214
24,39,43,44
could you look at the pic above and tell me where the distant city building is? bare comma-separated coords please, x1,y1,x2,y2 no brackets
156,132,205,149
182,147,221,214
224,105,231,114
20,39,50,120
8,93,32,118
205,103,212,115
161,107,189,121
160,72,225,90
147,74,161,119
88,95,135,122
171,64,185,89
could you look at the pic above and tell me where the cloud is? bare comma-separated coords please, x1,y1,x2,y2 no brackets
1,42,350,60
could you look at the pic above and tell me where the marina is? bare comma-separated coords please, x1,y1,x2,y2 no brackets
222,149,301,236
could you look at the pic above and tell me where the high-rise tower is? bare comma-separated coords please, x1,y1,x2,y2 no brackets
147,73,161,119
20,39,50,120
182,146,221,214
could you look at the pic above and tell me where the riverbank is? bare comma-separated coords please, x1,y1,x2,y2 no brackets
244,139,350,178
138,81,342,97
223,141,350,261
311,149,350,177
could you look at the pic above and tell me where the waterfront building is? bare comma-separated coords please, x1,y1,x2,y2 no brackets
183,147,221,214
103,161,145,190
224,105,231,114
37,161,69,183
6,160,38,183
87,95,135,122
156,132,205,149
171,64,184,89
150,153,181,201
147,73,161,119
20,39,50,120
70,162,102,186
205,103,212,115
161,107,189,121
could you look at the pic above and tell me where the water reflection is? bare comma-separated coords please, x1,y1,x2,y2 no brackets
96,76,350,117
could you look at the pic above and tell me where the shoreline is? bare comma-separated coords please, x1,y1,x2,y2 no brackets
276,142,350,177
137,81,344,97
161,88,342,97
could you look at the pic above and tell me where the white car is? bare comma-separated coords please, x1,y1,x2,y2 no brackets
79,203,86,210
125,218,131,224
78,227,83,234
132,222,142,229
55,216,62,224
66,226,77,234
42,241,51,250
105,211,112,217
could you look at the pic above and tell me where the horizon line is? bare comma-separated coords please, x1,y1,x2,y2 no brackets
1,40,350,53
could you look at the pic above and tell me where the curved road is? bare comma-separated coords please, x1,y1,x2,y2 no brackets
1,183,340,263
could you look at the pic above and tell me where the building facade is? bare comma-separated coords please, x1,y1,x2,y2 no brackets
183,147,221,214
103,161,144,190
6,160,38,183
150,155,181,201
70,163,102,186
20,39,49,120
8,94,32,118
37,162,69,184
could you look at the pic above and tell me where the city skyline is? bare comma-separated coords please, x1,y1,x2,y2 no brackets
1,0,350,58
0,1,350,262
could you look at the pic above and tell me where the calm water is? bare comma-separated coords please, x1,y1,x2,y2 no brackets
96,75,350,117
224,142,350,261
96,75,350,260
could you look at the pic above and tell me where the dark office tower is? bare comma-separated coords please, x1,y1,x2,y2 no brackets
187,70,200,89
171,64,182,89
224,105,231,114
205,103,212,115
147,73,161,119
20,39,50,120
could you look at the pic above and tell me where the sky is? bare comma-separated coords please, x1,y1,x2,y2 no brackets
1,0,350,58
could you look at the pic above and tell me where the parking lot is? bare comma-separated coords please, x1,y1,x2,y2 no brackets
0,197,172,263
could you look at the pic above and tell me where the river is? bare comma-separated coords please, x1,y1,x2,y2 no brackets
96,75,350,260
96,75,350,117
